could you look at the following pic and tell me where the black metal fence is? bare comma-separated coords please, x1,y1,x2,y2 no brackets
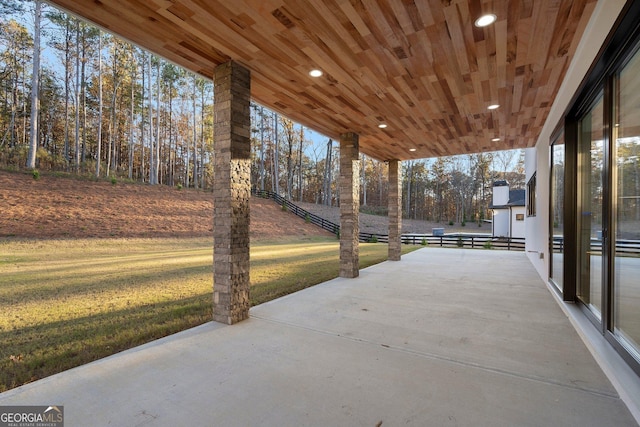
615,238,640,256
253,189,341,236
552,235,640,256
253,189,525,250
400,234,525,250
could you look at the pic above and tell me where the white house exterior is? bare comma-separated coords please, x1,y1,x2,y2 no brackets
489,181,526,239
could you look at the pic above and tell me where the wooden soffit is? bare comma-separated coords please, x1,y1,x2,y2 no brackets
45,0,597,161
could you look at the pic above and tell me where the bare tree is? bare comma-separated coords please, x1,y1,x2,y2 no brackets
192,73,198,188
298,124,304,201
280,117,297,200
273,111,280,194
322,138,333,206
147,53,156,184
95,31,102,176
493,150,516,179
154,57,161,185
26,0,42,169
127,45,136,180
73,19,80,173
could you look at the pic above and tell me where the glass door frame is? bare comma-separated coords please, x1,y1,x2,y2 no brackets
574,91,611,334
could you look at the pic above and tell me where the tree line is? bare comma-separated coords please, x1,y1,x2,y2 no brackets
1,1,525,224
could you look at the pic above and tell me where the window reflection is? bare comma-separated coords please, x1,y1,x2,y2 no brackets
614,47,640,359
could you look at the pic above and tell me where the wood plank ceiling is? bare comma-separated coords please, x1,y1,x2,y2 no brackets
45,0,597,161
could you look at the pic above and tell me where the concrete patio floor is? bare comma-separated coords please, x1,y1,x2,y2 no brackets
1,248,639,426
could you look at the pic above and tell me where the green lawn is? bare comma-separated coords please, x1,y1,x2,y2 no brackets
0,236,419,391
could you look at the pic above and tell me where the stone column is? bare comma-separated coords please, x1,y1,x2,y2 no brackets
339,132,360,278
213,61,251,324
388,159,402,261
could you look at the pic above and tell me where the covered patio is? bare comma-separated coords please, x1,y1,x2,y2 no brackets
15,1,638,423
42,0,603,325
1,248,637,426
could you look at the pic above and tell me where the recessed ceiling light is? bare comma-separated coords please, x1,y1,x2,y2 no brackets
488,104,500,110
409,148,417,152
378,123,388,129
309,69,323,77
475,14,497,27
492,137,501,142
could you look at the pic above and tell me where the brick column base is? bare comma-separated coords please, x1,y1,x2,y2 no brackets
339,133,360,278
213,61,251,324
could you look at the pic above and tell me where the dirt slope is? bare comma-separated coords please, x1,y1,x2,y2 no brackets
0,171,332,240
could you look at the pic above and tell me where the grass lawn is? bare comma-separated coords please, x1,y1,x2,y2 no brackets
0,236,419,392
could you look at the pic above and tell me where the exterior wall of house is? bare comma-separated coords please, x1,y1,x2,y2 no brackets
525,146,546,277
493,184,509,206
511,206,526,239
526,0,627,280
493,209,510,237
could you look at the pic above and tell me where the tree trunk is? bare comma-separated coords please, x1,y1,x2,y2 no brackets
106,86,118,176
155,59,160,185
96,33,102,177
128,54,134,180
274,111,280,195
21,46,27,147
140,56,145,181
74,20,80,174
148,54,156,184
80,28,87,165
200,83,206,188
192,75,198,189
378,163,384,206
322,138,332,206
361,154,367,206
26,0,42,169
106,42,120,177
298,124,304,201
168,87,173,186
405,161,413,216
285,120,294,200
8,60,17,148
63,21,70,170
260,107,265,191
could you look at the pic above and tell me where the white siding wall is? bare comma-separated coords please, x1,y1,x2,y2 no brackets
511,206,526,239
493,209,510,237
493,185,509,206
525,147,546,276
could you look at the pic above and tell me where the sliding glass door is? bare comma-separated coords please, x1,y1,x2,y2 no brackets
558,2,640,375
577,93,605,322
613,47,640,360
